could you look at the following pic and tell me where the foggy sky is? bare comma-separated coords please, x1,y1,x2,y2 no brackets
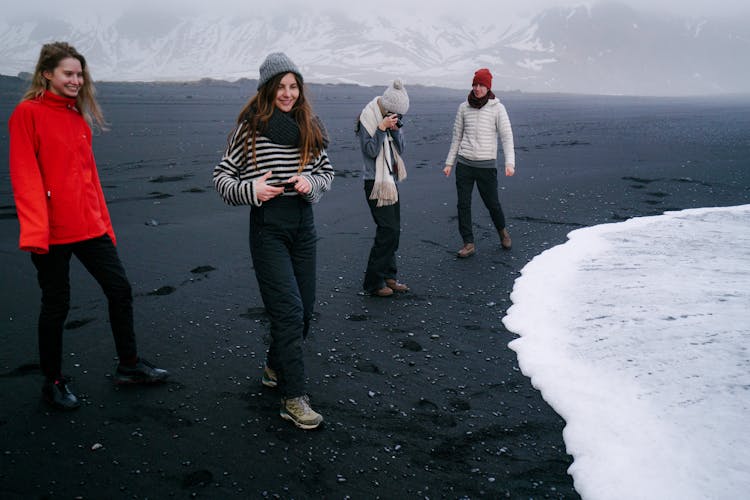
4,0,749,24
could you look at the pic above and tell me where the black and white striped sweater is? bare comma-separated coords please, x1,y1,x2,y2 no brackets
214,123,334,207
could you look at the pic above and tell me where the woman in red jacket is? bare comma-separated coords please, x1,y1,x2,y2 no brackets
8,42,169,410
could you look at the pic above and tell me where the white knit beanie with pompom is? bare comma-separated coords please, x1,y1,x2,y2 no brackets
380,79,409,114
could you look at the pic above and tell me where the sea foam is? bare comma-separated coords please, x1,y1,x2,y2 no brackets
503,205,750,499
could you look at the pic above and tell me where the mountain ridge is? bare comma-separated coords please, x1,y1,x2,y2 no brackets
0,3,747,96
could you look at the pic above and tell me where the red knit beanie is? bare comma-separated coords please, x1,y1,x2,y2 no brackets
472,68,492,89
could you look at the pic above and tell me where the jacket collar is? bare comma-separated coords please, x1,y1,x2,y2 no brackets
40,89,79,110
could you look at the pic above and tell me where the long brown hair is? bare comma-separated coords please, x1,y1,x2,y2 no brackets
22,41,107,130
234,72,324,171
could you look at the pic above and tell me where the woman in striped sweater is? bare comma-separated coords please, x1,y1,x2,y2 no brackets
213,52,334,430
443,68,516,258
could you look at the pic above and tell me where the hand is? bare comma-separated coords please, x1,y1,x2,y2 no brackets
505,164,515,177
443,165,452,177
254,171,284,202
287,175,312,195
379,114,399,131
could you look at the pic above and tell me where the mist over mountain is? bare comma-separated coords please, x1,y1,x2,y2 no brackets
0,2,747,95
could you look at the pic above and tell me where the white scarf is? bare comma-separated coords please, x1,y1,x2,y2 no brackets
360,97,406,207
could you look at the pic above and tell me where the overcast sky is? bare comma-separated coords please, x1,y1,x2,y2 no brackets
5,0,749,22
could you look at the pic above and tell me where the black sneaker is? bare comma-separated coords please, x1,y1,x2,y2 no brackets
114,358,169,385
42,378,80,410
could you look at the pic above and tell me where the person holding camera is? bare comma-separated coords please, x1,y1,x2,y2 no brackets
443,67,515,258
356,79,410,297
213,52,334,430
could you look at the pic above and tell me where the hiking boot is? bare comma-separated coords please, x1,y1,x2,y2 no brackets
372,286,394,297
114,358,169,385
500,229,512,250
385,279,409,292
262,365,278,388
280,395,323,430
42,378,80,411
457,243,476,258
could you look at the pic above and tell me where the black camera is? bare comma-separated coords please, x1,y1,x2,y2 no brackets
270,181,296,193
388,113,404,128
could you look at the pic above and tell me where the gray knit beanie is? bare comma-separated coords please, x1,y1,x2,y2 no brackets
380,79,409,114
257,52,303,90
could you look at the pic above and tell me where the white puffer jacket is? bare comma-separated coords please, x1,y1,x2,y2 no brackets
445,98,515,167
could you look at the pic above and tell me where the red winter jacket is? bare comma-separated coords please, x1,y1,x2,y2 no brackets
8,90,115,253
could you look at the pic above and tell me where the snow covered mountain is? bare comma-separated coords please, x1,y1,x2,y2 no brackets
0,2,747,95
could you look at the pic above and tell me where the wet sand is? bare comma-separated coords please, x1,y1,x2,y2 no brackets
1,75,749,498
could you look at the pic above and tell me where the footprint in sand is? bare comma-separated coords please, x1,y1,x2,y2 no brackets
64,317,96,329
401,339,423,352
190,265,216,274
149,174,193,183
0,363,40,378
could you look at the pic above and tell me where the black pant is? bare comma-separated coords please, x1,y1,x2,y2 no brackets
30,234,138,381
250,196,316,399
363,180,400,292
455,163,506,244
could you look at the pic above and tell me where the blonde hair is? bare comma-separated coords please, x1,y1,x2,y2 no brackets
22,41,107,130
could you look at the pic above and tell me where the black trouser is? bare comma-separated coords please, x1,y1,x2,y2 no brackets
250,196,316,399
363,179,400,293
455,163,506,244
30,234,138,381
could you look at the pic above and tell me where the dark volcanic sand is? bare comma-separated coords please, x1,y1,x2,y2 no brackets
1,74,749,498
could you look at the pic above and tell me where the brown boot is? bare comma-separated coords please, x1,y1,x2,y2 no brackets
500,229,512,250
457,243,476,258
385,279,409,292
372,286,394,297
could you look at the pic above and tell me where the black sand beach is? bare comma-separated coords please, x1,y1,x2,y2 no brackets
1,75,749,498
